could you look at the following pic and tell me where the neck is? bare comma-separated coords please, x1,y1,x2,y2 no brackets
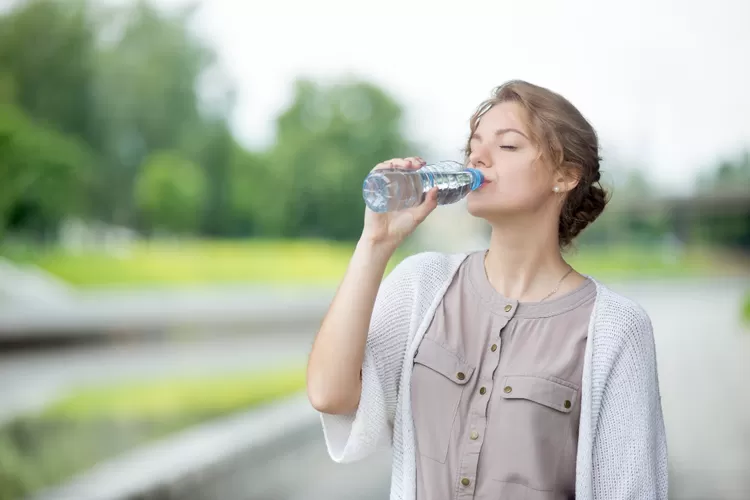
484,211,572,302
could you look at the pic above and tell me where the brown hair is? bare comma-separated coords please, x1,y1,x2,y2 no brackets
464,80,608,248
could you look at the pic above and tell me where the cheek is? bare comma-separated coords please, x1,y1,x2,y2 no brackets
496,157,548,196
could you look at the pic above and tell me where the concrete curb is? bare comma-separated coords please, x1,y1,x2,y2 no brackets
0,258,74,306
0,287,334,340
29,393,320,500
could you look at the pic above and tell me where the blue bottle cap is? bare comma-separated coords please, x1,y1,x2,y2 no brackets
466,168,484,190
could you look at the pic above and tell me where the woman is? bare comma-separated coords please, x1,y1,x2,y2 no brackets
306,80,668,500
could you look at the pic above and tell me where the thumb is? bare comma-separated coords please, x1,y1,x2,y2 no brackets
413,187,439,223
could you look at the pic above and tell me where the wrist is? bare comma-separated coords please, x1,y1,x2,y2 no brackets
355,236,397,264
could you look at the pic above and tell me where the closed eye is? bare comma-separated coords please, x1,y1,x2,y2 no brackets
499,145,517,151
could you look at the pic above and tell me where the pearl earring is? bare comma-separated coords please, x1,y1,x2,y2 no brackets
553,186,560,193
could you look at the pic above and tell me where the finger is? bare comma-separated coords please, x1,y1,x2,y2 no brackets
403,156,426,169
372,162,391,171
373,157,426,172
413,187,438,223
391,157,425,170
389,158,414,169
372,157,408,171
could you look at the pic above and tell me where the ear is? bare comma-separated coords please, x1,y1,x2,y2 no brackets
554,162,582,193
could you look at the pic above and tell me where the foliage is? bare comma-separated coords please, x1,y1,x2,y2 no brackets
0,0,411,242
266,79,413,240
0,367,305,500
0,103,92,241
692,150,750,249
135,151,206,234
696,150,750,193
742,291,750,325
0,0,747,248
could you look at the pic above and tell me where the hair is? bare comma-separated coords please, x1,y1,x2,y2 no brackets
463,80,609,249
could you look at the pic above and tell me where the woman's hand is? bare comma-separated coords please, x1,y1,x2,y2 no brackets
361,156,438,252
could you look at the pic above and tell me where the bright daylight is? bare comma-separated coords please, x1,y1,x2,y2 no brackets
0,0,748,499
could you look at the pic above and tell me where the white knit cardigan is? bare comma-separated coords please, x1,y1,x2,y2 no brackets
319,251,669,499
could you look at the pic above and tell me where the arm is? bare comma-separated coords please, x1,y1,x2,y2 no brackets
305,156,438,463
306,156,436,417
306,238,394,415
313,251,421,463
593,307,669,499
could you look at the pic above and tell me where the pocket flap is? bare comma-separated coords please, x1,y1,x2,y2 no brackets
414,339,474,385
500,375,578,413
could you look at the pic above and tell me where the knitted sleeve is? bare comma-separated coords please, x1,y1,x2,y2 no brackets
319,253,421,463
592,297,669,499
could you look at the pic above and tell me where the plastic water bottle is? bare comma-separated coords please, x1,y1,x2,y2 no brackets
362,160,485,213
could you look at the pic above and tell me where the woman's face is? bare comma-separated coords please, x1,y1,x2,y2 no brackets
466,102,559,221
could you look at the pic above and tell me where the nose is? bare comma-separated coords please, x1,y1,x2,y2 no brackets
469,145,490,169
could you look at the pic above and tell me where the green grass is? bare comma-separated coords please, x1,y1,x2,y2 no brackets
0,239,734,288
742,292,750,325
0,367,306,500
1,239,363,287
43,366,306,420
565,244,723,280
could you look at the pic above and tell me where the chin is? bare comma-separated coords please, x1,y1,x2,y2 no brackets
466,192,515,220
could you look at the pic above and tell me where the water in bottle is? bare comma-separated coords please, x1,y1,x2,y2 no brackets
362,160,485,213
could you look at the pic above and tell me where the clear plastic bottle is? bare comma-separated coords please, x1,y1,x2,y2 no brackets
362,160,484,213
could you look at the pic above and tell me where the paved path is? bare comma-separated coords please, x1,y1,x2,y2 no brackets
235,425,392,500
611,278,750,500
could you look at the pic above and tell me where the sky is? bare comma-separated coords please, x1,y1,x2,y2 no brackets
158,0,750,194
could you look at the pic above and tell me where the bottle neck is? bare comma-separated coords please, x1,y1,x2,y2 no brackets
466,168,484,190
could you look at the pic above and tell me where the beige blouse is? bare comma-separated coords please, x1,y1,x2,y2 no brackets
410,250,596,500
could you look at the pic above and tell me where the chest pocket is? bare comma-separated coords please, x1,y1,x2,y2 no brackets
410,338,475,463
485,374,580,492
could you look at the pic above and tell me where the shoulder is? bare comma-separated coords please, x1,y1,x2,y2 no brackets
592,281,653,334
386,250,469,286
589,280,657,364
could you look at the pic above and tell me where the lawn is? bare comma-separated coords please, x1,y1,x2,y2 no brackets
0,239,733,288
0,366,306,500
2,239,367,287
565,244,724,280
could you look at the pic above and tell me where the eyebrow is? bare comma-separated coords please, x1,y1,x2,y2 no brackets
471,128,529,141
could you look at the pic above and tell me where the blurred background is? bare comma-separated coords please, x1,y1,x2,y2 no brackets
0,0,748,499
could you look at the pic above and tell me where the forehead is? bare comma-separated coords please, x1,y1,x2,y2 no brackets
475,101,529,135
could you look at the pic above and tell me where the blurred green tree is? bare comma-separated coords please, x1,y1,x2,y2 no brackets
0,0,98,145
228,146,268,237
0,103,91,242
0,0,227,234
135,151,206,235
697,150,750,192
694,150,750,248
265,78,415,240
91,0,220,227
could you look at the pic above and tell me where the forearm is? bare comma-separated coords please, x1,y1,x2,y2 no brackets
306,238,395,414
